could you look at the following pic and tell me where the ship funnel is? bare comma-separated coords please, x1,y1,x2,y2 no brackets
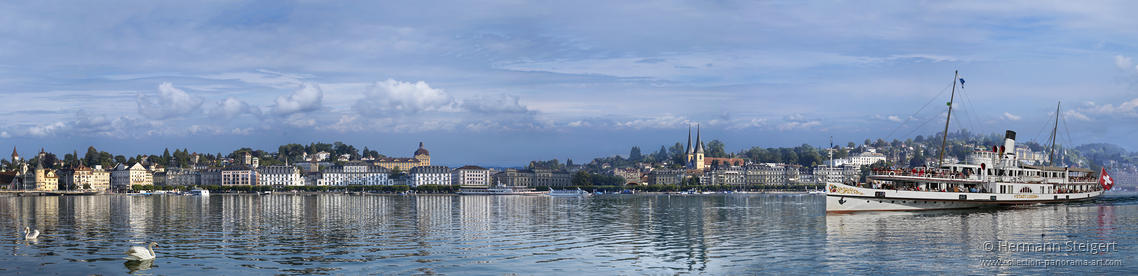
1003,130,1016,157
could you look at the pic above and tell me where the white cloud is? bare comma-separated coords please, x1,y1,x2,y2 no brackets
460,94,537,114
272,82,324,116
210,96,263,121
353,79,454,117
231,127,253,135
776,121,821,131
784,113,807,122
283,114,316,128
727,118,768,130
1079,98,1138,117
1000,112,1021,121
1064,110,1091,121
1116,55,1134,71
136,82,205,120
615,116,689,129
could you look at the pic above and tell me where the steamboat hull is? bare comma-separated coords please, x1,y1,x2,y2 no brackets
825,182,1104,213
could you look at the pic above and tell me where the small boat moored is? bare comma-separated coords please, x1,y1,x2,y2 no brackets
549,187,591,197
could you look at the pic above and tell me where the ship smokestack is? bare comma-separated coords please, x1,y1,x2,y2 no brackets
1004,130,1016,157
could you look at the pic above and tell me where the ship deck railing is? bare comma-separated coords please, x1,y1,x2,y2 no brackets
869,169,1098,184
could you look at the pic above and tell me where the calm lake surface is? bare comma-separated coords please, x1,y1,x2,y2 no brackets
2,192,1136,275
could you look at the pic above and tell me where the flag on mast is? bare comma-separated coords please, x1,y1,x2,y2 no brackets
1099,167,1114,190
958,76,965,89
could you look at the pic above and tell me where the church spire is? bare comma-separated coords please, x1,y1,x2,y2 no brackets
695,123,704,153
685,125,693,155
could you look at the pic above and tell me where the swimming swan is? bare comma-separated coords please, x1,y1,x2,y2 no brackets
124,242,158,260
23,227,39,239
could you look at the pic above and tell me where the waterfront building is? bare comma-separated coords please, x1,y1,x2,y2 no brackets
744,163,807,186
322,161,390,186
221,165,256,186
610,168,642,185
0,171,18,190
305,171,322,186
492,168,571,187
408,165,450,187
706,166,745,186
257,165,303,187
647,169,685,185
164,168,202,187
110,163,154,191
23,161,58,191
201,167,223,186
813,164,861,184
452,165,491,186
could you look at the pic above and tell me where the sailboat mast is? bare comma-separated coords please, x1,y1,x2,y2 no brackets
1048,102,1060,166
937,71,958,169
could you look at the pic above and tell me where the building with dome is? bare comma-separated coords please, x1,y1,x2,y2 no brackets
373,142,432,171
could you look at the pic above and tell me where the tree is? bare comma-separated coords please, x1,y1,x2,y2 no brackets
669,142,685,159
115,155,126,165
657,146,668,161
711,159,720,168
85,146,99,167
41,153,58,169
629,147,642,161
707,140,726,158
572,171,591,186
864,139,872,146
915,135,924,143
391,166,403,176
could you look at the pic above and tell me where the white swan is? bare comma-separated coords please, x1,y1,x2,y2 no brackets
124,242,158,260
23,227,39,239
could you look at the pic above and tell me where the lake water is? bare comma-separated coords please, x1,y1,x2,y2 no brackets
2,193,1135,275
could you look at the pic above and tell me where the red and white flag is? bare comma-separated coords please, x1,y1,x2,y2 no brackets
1099,167,1114,191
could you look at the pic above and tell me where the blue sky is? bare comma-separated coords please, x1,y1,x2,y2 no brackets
2,1,1138,167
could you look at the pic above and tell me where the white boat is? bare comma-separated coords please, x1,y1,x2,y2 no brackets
827,72,1107,213
458,181,548,195
188,189,209,196
808,190,826,195
549,187,591,197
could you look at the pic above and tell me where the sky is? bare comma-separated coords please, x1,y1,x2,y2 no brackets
2,0,1138,167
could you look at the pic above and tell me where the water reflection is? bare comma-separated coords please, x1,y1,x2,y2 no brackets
123,259,154,274
0,193,1133,274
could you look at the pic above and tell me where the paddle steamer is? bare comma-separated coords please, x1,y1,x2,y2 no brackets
826,72,1111,213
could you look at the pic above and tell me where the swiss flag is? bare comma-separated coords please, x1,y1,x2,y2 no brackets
1099,168,1114,191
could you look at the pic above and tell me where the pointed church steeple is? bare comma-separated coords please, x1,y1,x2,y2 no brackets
695,123,704,154
685,125,693,155
11,146,19,161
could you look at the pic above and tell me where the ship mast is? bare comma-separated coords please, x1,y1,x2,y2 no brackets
937,71,958,169
1048,102,1060,166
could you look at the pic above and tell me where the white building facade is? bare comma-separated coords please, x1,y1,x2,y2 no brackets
321,162,391,186
451,165,491,186
257,165,303,187
409,166,451,187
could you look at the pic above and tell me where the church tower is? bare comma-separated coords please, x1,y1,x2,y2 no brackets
694,123,705,171
684,124,707,171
